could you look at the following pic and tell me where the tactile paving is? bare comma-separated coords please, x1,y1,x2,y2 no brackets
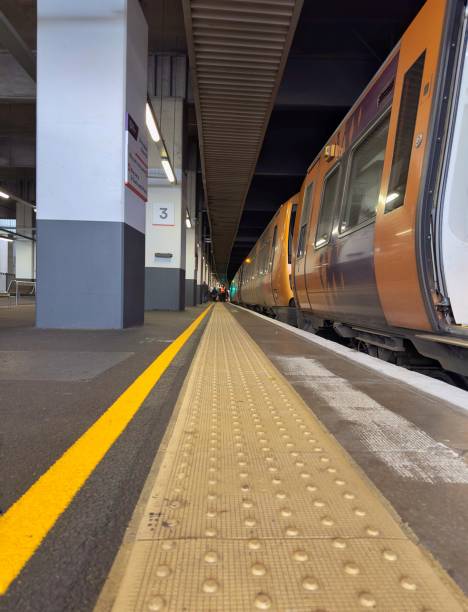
111,304,467,611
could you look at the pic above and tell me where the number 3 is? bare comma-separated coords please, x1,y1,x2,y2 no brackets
160,207,168,219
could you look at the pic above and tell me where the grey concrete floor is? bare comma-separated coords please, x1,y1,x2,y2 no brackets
230,305,468,595
0,305,210,612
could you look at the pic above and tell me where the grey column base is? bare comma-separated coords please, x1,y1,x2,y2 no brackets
145,267,185,311
36,220,144,329
185,279,196,307
196,284,202,304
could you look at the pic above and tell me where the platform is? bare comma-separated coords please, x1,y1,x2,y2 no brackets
102,304,467,611
1,304,468,611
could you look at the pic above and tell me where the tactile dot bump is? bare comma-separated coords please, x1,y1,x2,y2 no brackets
400,577,417,591
366,527,380,537
333,538,347,549
254,593,272,609
359,592,377,608
285,527,299,537
204,551,218,564
293,550,308,562
155,565,171,578
147,596,165,610
302,577,319,591
251,563,267,576
248,539,261,550
202,578,219,594
382,549,398,562
344,562,360,576
205,528,217,537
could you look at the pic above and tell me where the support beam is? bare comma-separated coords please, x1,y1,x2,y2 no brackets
0,10,36,81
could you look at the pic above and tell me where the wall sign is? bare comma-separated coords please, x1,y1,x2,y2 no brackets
125,112,148,202
153,201,175,226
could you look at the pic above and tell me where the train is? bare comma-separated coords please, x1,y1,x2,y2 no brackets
231,0,468,382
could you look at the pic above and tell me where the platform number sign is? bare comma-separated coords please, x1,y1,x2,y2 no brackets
153,201,175,226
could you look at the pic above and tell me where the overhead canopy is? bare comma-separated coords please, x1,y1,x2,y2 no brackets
182,0,303,273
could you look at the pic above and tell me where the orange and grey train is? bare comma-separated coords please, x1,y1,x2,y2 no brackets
232,0,468,380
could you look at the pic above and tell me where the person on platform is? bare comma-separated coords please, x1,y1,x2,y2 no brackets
210,286,218,302
219,284,227,302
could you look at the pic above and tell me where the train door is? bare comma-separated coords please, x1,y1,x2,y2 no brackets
293,168,317,311
269,224,279,305
374,0,448,331
438,8,468,325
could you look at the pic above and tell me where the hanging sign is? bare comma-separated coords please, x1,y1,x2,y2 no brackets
153,201,175,226
124,113,148,202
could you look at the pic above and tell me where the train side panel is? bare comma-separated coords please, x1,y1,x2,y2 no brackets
301,55,397,329
374,0,448,331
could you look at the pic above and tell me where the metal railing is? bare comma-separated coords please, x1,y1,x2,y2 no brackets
5,278,36,306
0,272,14,294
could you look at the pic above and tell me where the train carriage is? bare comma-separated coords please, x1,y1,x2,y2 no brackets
231,195,298,323
233,0,468,381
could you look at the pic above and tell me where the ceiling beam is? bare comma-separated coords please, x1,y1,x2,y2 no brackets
0,10,36,82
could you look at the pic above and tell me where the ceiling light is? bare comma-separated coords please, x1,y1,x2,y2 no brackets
161,158,175,183
0,236,13,242
0,190,10,199
186,210,192,229
145,103,160,143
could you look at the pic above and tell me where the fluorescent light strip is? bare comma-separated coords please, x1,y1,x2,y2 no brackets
161,159,175,183
0,236,13,242
0,190,10,199
145,103,160,143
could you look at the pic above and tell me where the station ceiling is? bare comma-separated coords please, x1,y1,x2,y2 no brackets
0,0,426,278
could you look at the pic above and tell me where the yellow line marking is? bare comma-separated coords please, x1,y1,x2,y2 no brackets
0,305,212,595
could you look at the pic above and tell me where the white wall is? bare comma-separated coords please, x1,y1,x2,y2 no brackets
37,0,147,230
15,239,35,279
146,185,185,269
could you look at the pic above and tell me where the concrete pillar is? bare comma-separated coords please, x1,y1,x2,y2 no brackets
145,54,187,311
36,0,148,329
184,143,197,307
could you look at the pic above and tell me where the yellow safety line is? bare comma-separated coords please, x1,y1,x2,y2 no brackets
0,305,212,595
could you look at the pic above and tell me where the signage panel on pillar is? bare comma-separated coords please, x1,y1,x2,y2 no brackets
125,112,148,202
153,201,175,226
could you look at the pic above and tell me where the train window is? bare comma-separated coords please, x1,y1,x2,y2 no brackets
269,226,278,271
385,52,426,213
297,183,314,258
288,204,297,264
315,166,340,248
340,115,390,233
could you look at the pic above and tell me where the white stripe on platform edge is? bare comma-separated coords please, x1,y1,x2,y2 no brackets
230,305,468,414
275,355,468,484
